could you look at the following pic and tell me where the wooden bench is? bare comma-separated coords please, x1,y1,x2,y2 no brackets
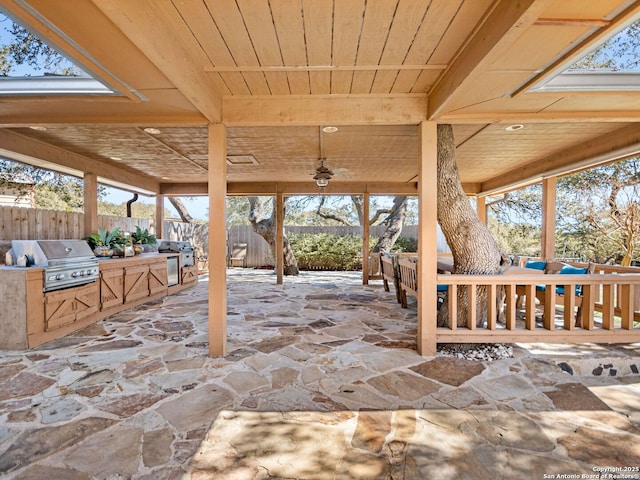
397,257,418,308
380,253,402,303
516,260,594,324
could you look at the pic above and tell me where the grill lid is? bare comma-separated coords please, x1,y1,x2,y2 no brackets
11,239,95,266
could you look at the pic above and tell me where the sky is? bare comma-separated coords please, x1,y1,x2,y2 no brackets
103,187,209,221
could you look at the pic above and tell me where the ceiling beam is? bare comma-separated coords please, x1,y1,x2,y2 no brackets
92,0,223,122
479,123,640,195
160,182,419,196
205,64,446,73
223,94,427,126
428,0,547,119
0,129,159,193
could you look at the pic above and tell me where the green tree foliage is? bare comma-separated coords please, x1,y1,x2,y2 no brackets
572,20,640,71
0,14,79,76
559,158,640,265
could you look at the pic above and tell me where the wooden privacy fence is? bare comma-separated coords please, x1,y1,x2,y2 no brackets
434,270,640,347
0,205,153,240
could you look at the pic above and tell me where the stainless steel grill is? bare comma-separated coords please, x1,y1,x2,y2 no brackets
157,240,195,268
11,240,100,292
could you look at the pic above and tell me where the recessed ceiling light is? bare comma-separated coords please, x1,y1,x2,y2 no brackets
29,126,47,131
143,127,161,135
505,124,524,132
226,155,259,165
110,156,122,161
322,126,338,133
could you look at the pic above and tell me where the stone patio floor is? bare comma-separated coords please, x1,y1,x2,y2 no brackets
1,269,639,480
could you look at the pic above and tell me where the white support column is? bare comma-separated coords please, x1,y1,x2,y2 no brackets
362,192,370,285
541,176,557,261
276,191,284,285
208,123,227,357
417,121,438,356
155,194,165,239
83,172,98,237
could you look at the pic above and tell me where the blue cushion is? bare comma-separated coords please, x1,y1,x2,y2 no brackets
525,260,546,271
437,284,448,292
559,265,588,275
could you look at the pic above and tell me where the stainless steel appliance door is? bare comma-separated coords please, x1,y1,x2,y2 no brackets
167,256,179,286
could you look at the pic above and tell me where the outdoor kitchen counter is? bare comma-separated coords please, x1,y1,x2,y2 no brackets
0,253,198,350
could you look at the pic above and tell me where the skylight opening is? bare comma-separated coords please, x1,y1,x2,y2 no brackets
0,11,117,96
530,17,640,93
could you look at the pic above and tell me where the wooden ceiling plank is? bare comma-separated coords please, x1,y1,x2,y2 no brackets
371,0,431,94
332,0,365,94
392,0,463,93
428,0,548,119
201,0,270,95
0,129,159,193
222,94,427,125
352,0,400,93
225,182,419,196
302,0,333,94
269,0,310,95
236,0,289,95
170,0,242,95
92,0,223,121
479,123,640,194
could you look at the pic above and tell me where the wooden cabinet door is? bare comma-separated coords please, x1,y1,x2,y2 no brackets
124,264,149,304
100,267,124,310
181,265,198,285
44,283,99,331
149,260,168,296
44,288,77,331
74,282,99,321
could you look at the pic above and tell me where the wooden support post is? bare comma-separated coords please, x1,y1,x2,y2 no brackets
155,194,164,239
83,172,98,237
362,192,370,285
476,195,487,225
276,191,284,285
208,123,227,357
541,177,556,261
417,121,438,356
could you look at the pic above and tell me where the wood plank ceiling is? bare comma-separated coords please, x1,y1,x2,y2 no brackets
0,0,639,196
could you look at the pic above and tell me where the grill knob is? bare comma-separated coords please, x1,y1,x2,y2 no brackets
72,272,79,278
79,270,86,276
55,274,65,280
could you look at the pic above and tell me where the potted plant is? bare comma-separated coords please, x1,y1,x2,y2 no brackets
83,227,121,257
130,226,157,254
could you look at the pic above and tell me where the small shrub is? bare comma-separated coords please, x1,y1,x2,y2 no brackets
289,233,368,271
392,236,417,252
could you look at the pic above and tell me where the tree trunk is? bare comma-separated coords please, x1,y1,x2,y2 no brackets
168,197,194,223
248,197,299,275
436,124,508,327
372,196,408,253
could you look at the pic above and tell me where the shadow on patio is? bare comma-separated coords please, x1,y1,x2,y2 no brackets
0,270,639,479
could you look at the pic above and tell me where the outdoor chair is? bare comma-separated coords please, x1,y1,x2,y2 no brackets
228,243,248,268
535,263,595,325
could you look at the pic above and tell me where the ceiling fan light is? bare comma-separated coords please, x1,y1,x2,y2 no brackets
315,177,330,188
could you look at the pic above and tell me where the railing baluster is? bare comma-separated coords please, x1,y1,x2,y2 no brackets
449,284,457,330
620,284,634,330
602,284,614,330
524,284,536,330
487,283,497,330
468,284,476,330
544,284,555,330
563,283,576,330
581,284,595,330
505,284,516,330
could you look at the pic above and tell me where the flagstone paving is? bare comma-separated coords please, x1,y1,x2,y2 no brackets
0,269,639,479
